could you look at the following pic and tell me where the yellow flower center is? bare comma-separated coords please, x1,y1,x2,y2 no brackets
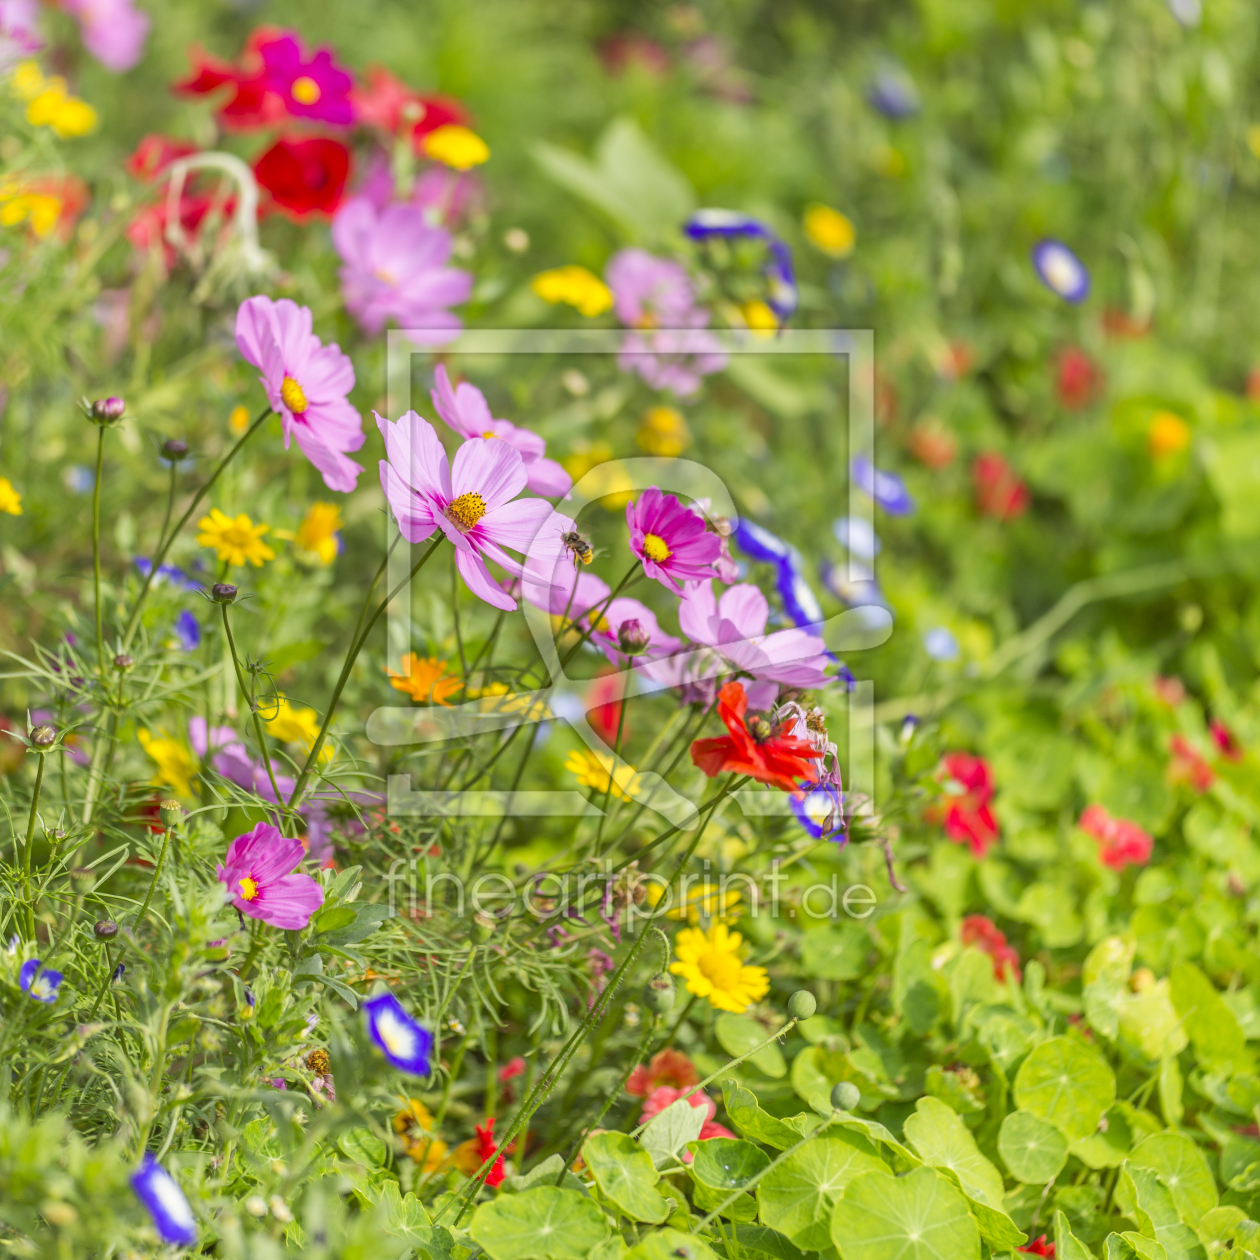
280,376,308,415
445,492,487,532
587,611,610,634
238,876,259,901
292,76,321,105
697,948,743,988
482,431,497,439
642,533,672,563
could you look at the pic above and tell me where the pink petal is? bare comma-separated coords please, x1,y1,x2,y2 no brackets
456,546,518,611
235,295,278,372
717,584,769,639
450,436,527,509
480,496,555,554
523,455,572,497
379,460,440,543
376,410,451,502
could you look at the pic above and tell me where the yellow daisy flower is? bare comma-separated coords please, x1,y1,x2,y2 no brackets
0,477,22,515
422,124,490,170
566,749,641,802
27,87,97,138
196,508,275,567
0,192,63,238
636,406,690,458
264,698,332,762
647,882,744,924
137,730,195,798
670,923,769,1013
393,1099,449,1173
803,203,856,258
388,654,462,707
740,299,778,338
531,265,614,317
229,405,251,434
293,502,343,565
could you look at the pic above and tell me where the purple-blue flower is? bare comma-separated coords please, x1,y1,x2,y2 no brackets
684,209,798,321
778,560,824,630
173,610,201,652
851,455,915,515
832,515,880,560
923,627,960,661
130,1153,197,1246
134,557,201,591
866,69,919,119
791,781,846,840
732,518,792,565
364,992,433,1075
1031,239,1090,303
18,958,62,1003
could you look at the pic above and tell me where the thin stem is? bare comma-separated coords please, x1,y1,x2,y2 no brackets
595,677,630,853
22,753,47,939
220,603,287,818
662,993,698,1047
92,424,106,681
156,460,178,559
557,563,640,671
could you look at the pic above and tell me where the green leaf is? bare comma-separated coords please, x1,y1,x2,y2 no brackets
715,1014,786,1078
319,902,394,947
717,1224,807,1259
1013,1036,1116,1142
500,1153,587,1195
623,1228,719,1260
1170,963,1252,1072
800,924,868,980
1119,982,1190,1062
1129,1133,1219,1221
468,1187,610,1260
338,1128,387,1168
689,1138,771,1192
313,905,357,934
756,1133,888,1251
828,1167,981,1260
1055,1208,1099,1260
581,1132,669,1224
902,1097,1005,1208
691,1179,758,1221
999,1110,1070,1184
722,1080,817,1151
639,1096,707,1168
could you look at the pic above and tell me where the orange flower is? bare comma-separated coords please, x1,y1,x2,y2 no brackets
388,654,461,706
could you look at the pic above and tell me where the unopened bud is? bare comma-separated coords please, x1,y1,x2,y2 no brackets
90,396,125,423
831,1081,861,1111
643,973,676,1014
70,867,96,889
472,911,496,943
160,800,182,829
94,919,118,939
211,583,238,604
617,618,651,656
113,653,133,670
162,438,189,459
30,724,56,748
787,990,817,1021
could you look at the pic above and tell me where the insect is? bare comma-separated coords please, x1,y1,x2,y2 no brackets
561,530,594,567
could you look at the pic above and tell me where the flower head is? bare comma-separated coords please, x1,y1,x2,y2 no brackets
394,1098,449,1171
253,137,350,219
0,6,42,74
61,0,148,73
173,610,201,652
636,406,691,457
431,366,571,496
627,488,722,590
196,508,275,567
377,409,567,612
215,822,324,930
422,124,489,170
866,68,918,118
0,477,21,515
670,922,769,1013
259,32,354,125
804,204,856,258
473,1116,506,1186
235,296,365,493
24,77,96,137
293,502,342,564
138,729,196,797
1032,239,1090,303
1079,805,1153,871
332,197,471,347
960,915,1021,981
1148,411,1191,459
691,681,822,792
566,749,641,801
626,1048,699,1097
973,452,1030,520
683,209,798,322
1019,1236,1056,1257
18,958,62,1003
531,266,613,317
851,455,915,515
1168,734,1214,792
1056,346,1100,410
365,992,433,1076
130,1154,197,1247
932,752,999,858
791,781,845,841
389,654,462,706
351,66,469,142
607,249,696,327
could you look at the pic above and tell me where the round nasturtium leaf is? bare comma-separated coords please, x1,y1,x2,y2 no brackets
1013,1036,1116,1143
469,1186,610,1260
715,1013,787,1078
624,1227,720,1260
998,1110,1069,1184
581,1132,669,1223
828,1167,981,1260
1128,1132,1219,1221
689,1138,771,1192
756,1134,887,1251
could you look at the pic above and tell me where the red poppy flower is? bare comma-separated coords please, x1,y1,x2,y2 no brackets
626,1048,699,1098
960,915,1021,981
253,137,350,219
1210,719,1244,762
1055,346,1100,410
174,34,288,131
1167,734,1214,793
691,681,821,793
931,752,999,858
474,1117,506,1188
973,452,1030,520
1020,1236,1055,1257
1079,804,1153,871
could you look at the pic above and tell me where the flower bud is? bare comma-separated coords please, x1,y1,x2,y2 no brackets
90,396,125,424
94,919,118,939
70,867,96,889
162,438,189,459
211,583,238,604
831,1081,861,1112
111,962,126,982
472,911,497,943
787,990,817,1021
113,653,134,670
160,799,182,829
617,618,651,656
643,973,676,1014
30,724,56,748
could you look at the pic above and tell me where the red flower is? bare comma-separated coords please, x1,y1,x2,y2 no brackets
973,452,1030,520
931,752,999,858
598,34,671,77
1102,308,1150,340
174,31,290,131
1167,734,1214,793
1079,804,1153,870
474,1117,506,1188
1056,346,1100,410
626,1048,699,1098
691,682,821,793
908,418,957,469
351,66,470,148
1020,1236,1055,1257
498,1057,526,1082
960,915,1021,982
253,137,350,219
588,669,626,746
126,134,199,182
1153,676,1186,707
1210,719,1244,762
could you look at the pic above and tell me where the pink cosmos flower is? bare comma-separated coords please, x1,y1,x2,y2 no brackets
259,32,354,126
0,0,42,72
216,822,324,929
62,0,149,72
377,409,571,611
542,568,680,662
679,580,831,710
607,249,697,327
235,296,365,493
638,1087,735,1159
627,488,723,591
331,196,472,347
1079,804,1153,871
431,366,571,497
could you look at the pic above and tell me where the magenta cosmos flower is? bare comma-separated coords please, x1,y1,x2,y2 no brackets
0,0,42,73
63,0,149,72
236,296,365,493
260,32,354,126
377,410,572,612
216,822,324,930
331,197,472,347
431,366,571,497
627,488,722,591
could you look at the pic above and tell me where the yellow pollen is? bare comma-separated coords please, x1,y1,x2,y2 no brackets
292,76,321,105
482,431,497,439
642,533,672,563
238,876,259,901
280,376,308,415
445,492,487,531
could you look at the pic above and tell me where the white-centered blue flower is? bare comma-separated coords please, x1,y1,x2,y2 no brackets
832,515,881,560
130,1153,197,1247
923,627,960,661
364,992,434,1076
18,958,62,1003
1031,239,1090,303
851,455,915,515
791,781,846,840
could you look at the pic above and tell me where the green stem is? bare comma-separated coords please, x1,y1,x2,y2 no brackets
92,425,106,681
557,563,639,671
595,676,630,853
22,752,46,939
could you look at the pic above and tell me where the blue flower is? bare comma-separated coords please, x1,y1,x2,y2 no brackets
64,465,95,495
364,992,433,1076
134,557,201,592
684,210,798,321
820,560,888,612
791,782,846,841
851,455,915,515
778,558,824,629
1031,239,1090,303
18,958,62,1003
832,515,880,560
732,518,792,565
922,627,960,661
130,1153,197,1247
173,610,201,652
866,69,919,119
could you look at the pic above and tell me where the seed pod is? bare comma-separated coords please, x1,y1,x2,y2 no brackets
211,582,238,604
94,920,118,939
787,990,817,1020
162,438,189,458
160,800,182,829
30,724,56,748
114,653,134,670
831,1081,861,1112
643,973,676,1014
